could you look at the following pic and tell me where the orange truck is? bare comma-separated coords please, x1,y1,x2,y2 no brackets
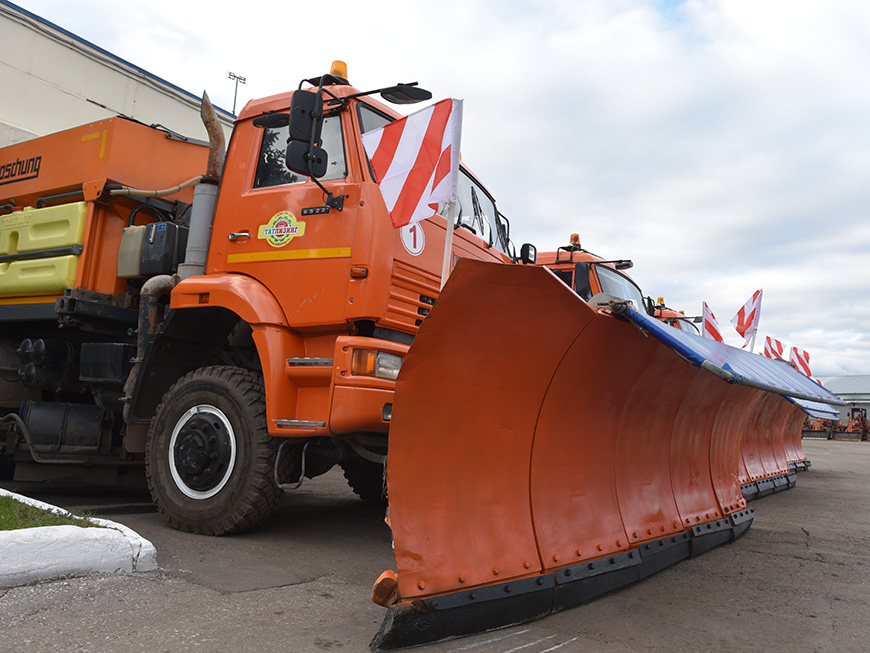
0,62,527,535
534,233,646,308
651,298,701,336
538,234,699,334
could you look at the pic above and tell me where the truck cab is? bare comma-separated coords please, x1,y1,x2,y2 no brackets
536,234,648,312
0,63,517,534
650,298,701,336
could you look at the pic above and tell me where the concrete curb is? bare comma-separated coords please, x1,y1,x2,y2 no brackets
0,488,157,588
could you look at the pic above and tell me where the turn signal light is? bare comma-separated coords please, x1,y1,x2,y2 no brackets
352,349,402,381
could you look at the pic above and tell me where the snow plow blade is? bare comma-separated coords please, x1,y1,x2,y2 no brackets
784,398,839,471
738,394,801,500
372,260,843,650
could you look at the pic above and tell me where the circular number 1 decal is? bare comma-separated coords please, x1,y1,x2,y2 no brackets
400,222,425,256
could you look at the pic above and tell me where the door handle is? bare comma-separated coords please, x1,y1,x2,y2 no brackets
228,231,251,242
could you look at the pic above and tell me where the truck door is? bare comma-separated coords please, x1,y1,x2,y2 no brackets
208,114,359,329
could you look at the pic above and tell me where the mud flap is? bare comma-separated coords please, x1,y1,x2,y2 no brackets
373,260,843,650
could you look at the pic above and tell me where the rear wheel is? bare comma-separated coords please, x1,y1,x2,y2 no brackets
340,458,387,505
146,366,280,535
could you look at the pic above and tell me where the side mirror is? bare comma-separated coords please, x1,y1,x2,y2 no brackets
286,140,328,178
286,89,328,178
573,262,591,300
520,243,537,265
380,85,433,105
288,89,323,142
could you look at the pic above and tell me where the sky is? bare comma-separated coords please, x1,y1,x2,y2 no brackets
13,0,870,376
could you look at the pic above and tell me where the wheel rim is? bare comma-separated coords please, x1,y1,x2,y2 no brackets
168,404,237,499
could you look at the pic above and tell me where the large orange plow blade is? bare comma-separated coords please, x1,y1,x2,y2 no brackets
738,395,834,500
372,260,842,650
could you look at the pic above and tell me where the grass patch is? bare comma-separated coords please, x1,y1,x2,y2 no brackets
0,495,96,531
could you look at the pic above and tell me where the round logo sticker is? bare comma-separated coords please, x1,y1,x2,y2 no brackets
400,222,425,256
257,211,306,248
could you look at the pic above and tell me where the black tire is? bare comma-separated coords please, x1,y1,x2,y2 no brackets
145,366,280,535
340,458,387,505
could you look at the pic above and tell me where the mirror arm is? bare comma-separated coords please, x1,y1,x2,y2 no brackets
326,88,377,106
307,174,345,212
326,82,423,106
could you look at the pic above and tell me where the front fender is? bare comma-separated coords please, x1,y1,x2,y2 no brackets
124,275,303,452
170,273,288,326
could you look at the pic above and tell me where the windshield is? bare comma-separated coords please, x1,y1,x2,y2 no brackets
594,265,646,311
437,169,514,255
669,318,701,336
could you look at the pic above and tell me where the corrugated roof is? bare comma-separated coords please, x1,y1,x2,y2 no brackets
816,375,870,399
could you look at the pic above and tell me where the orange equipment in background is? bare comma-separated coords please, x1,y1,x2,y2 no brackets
836,406,868,441
803,417,838,439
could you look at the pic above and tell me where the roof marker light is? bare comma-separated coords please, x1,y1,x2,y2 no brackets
331,60,348,79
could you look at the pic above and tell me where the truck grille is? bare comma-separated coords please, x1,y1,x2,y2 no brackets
383,261,440,332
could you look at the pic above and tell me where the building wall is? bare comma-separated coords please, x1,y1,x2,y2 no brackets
0,1,234,149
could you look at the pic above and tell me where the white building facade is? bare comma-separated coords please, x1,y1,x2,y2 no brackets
0,1,234,148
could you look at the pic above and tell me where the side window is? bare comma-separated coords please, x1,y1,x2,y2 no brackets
358,103,393,134
253,115,347,189
358,104,394,182
552,269,573,287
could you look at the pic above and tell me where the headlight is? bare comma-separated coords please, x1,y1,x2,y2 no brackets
352,350,403,381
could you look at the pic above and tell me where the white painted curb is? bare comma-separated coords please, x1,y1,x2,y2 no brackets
0,488,157,588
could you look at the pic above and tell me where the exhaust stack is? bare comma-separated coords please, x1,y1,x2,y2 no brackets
178,91,225,280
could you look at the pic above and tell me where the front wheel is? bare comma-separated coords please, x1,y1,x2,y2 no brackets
146,366,280,535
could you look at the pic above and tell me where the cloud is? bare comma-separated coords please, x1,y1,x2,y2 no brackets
15,0,870,375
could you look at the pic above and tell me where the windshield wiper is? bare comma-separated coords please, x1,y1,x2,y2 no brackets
470,187,490,246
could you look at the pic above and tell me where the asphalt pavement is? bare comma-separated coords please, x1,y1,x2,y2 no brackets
1,439,869,653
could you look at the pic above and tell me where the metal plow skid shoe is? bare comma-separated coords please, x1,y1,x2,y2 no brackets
371,260,843,650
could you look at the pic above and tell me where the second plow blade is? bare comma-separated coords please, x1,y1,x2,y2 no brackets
371,260,842,650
